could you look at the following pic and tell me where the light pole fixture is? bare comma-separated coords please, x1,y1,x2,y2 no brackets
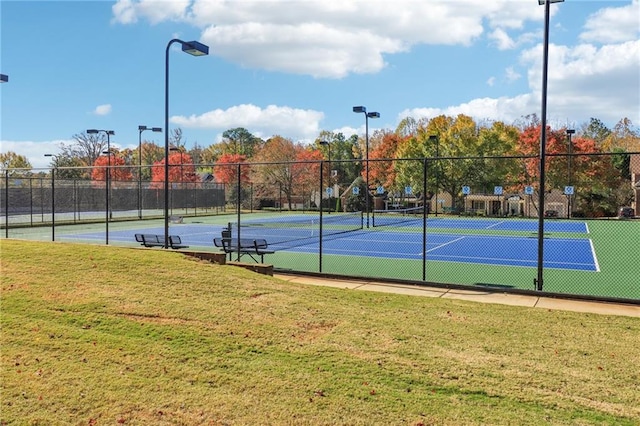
535,0,565,291
138,125,162,219
0,74,8,83
164,39,209,248
44,154,57,241
566,129,575,218
87,129,114,243
353,106,380,227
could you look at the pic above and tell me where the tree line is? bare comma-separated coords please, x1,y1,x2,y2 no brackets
1,115,638,216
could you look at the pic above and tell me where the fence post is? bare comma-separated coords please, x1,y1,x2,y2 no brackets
235,163,241,261
319,160,324,273
105,166,109,245
4,170,8,238
422,158,428,282
51,168,55,241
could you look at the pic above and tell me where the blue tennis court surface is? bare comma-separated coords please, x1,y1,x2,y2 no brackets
375,216,589,233
62,215,599,272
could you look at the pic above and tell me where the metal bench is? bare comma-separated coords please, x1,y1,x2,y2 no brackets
135,233,188,249
213,236,275,263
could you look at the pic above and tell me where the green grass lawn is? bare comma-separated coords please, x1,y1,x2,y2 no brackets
2,239,639,425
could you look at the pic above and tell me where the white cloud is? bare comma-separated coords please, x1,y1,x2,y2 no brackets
110,0,639,127
521,39,640,124
111,0,137,24
489,28,516,50
505,67,521,82
398,94,535,125
0,139,72,170
112,0,544,78
171,104,325,140
399,37,640,127
112,0,191,25
580,0,640,44
93,104,112,116
201,23,403,78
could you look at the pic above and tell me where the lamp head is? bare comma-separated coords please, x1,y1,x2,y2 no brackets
352,106,366,113
138,125,148,131
182,40,209,56
87,129,114,136
538,0,564,4
0,74,8,83
429,135,438,141
566,129,576,135
151,127,163,132
319,140,329,146
367,112,380,119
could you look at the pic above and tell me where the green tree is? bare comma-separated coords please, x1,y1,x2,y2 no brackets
251,136,322,210
316,131,362,190
0,152,32,175
580,117,611,146
222,127,263,157
48,156,87,180
60,132,108,177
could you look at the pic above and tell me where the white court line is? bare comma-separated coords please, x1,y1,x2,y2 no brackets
425,236,465,253
589,239,601,272
485,220,505,229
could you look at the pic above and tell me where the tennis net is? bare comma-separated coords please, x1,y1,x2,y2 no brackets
372,206,425,228
231,211,363,248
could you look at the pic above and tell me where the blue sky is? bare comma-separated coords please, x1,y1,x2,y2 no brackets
1,0,639,169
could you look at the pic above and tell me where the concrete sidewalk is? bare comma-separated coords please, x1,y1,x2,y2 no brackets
275,274,640,318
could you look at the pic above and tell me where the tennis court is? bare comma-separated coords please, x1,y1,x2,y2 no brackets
61,212,598,272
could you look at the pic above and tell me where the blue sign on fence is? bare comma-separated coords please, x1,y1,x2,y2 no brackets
352,187,360,195
494,186,503,195
462,185,470,195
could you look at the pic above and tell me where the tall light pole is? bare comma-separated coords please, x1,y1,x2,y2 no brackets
566,128,575,218
353,106,380,227
138,125,162,219
44,154,57,241
164,39,209,248
536,0,565,291
87,129,114,244
320,140,331,213
429,135,439,216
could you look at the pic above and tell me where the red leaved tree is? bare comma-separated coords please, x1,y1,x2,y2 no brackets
149,152,198,189
91,155,133,188
213,153,250,185
369,131,409,191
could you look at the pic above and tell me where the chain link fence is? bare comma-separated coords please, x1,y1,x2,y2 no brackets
2,154,638,303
